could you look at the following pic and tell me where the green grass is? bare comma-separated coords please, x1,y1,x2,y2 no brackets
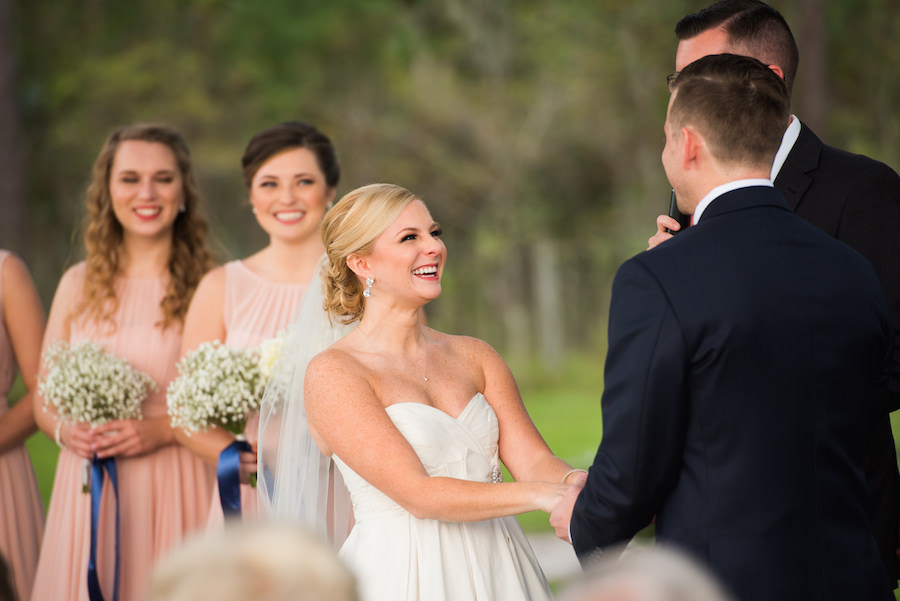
509,353,605,533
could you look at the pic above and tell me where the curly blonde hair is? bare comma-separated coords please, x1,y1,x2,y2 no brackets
321,183,418,324
70,123,214,331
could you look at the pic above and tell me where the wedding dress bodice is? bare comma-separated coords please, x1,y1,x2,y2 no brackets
334,393,501,521
332,392,552,601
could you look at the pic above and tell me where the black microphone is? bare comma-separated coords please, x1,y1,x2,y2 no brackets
666,189,691,234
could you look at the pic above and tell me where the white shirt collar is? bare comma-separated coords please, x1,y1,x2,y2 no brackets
693,179,774,224
770,115,801,181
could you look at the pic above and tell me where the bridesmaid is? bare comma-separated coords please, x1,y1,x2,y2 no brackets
0,251,46,601
31,123,216,601
175,121,339,521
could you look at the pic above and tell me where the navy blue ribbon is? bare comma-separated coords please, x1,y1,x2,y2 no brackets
87,456,120,601
217,439,252,517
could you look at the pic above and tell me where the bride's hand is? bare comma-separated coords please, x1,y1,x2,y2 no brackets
535,482,574,514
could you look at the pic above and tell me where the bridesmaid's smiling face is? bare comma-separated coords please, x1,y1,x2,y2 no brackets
249,147,336,246
109,140,183,242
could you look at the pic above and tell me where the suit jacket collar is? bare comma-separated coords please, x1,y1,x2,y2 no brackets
774,121,824,210
701,185,791,222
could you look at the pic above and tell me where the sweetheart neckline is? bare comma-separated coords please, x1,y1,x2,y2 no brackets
384,392,486,421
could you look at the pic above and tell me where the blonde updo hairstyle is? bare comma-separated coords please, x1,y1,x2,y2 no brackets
321,183,418,324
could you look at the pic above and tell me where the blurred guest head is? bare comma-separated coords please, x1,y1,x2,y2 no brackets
321,183,420,324
559,544,734,601
146,521,358,601
674,0,799,96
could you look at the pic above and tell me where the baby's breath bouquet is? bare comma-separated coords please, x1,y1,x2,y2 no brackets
39,340,154,426
39,340,155,492
166,340,269,437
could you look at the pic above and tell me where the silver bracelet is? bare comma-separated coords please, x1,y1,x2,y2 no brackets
561,468,587,484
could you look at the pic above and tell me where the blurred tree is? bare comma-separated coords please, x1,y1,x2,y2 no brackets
0,0,26,255
10,0,900,367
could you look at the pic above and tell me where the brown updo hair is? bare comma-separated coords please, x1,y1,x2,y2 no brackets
321,183,418,324
71,123,214,330
240,121,340,189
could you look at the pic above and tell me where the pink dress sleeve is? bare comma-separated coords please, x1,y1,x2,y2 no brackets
0,250,45,601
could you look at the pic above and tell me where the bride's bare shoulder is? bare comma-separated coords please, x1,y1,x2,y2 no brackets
438,331,500,362
307,345,364,380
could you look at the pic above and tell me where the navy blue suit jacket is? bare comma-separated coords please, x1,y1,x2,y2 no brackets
572,186,894,601
776,123,900,579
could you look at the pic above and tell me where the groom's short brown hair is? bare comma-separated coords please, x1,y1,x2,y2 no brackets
668,53,789,168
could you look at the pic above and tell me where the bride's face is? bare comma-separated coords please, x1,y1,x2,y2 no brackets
365,199,446,305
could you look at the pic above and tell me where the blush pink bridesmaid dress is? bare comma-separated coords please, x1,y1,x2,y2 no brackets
0,250,45,601
30,263,215,601
205,260,307,525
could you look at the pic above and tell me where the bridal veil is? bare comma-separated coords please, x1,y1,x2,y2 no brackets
257,254,355,545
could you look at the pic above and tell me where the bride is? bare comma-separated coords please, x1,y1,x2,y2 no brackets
293,183,582,601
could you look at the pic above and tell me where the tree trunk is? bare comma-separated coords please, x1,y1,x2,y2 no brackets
532,239,563,371
0,0,27,254
797,0,828,137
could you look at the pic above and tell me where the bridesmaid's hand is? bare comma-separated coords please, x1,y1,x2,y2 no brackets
63,422,95,459
90,417,174,458
239,443,258,486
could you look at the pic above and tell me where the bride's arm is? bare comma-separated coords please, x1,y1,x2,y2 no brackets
472,337,580,485
305,349,570,522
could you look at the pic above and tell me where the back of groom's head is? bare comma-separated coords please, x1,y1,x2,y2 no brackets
669,53,789,169
676,0,799,96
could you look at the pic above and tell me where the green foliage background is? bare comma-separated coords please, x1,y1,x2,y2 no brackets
9,0,897,363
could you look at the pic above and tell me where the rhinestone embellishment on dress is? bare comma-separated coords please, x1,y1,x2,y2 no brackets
491,465,503,483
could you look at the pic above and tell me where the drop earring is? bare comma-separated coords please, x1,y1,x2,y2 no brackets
363,277,374,298
178,203,186,213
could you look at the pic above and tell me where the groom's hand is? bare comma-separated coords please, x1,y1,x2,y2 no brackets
550,474,586,543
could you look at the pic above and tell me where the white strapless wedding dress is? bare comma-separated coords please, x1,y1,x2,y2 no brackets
333,393,554,601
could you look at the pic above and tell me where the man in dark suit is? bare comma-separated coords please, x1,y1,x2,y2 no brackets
647,1,900,581
551,54,895,601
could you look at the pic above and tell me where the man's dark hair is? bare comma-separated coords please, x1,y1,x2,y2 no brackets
676,1,799,97
669,53,790,168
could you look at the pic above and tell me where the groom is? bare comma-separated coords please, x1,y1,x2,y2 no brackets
550,54,894,601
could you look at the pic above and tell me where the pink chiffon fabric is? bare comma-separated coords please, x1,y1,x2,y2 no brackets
0,250,45,601
30,263,214,601
206,260,307,525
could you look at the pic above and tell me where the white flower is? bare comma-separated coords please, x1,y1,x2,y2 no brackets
257,330,286,380
167,341,267,436
39,340,154,426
